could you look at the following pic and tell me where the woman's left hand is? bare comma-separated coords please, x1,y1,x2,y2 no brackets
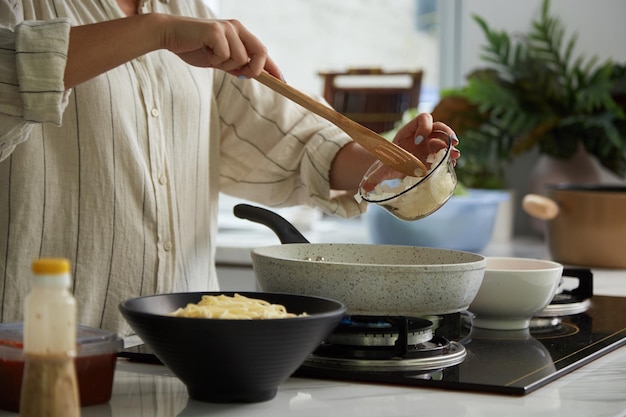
393,113,460,167
329,113,460,192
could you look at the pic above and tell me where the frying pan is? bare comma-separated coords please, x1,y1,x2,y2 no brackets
233,204,486,316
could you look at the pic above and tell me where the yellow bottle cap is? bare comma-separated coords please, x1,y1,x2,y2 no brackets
32,258,71,275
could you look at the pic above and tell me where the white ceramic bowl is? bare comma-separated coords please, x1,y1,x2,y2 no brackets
468,257,563,330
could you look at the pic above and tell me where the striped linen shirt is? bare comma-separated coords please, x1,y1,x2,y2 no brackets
0,0,364,336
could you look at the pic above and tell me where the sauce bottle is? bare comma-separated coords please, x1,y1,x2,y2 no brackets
19,258,80,417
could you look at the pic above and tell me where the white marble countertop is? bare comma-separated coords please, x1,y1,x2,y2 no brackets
7,304,625,417
4,212,626,417
80,344,626,417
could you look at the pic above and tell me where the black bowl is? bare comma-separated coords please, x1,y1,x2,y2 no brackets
119,291,345,403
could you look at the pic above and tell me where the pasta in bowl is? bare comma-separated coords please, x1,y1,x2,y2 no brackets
119,291,345,403
170,293,306,319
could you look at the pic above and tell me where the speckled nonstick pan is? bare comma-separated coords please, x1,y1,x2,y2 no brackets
233,204,486,316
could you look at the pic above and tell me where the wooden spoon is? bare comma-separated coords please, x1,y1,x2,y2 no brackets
254,71,427,177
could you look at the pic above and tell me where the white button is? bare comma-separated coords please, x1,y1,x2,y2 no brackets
151,108,159,117
159,175,167,185
163,242,172,251
137,55,145,62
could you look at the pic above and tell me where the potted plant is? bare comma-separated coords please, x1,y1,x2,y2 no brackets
435,0,626,184
430,93,506,190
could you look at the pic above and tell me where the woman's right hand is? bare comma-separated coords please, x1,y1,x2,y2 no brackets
158,14,282,79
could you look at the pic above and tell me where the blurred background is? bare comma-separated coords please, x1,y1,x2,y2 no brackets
210,0,625,109
208,0,626,240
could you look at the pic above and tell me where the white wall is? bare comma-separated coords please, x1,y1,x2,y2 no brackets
216,0,439,100
212,0,626,93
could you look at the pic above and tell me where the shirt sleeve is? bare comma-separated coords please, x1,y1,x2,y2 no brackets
214,71,367,218
0,17,71,157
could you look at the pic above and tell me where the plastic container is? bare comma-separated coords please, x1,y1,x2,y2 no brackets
0,323,122,412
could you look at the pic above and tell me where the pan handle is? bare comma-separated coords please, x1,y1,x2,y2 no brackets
233,204,310,244
522,194,560,220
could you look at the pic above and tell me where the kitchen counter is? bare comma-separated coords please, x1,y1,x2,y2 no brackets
77,344,626,417
3,215,626,417
5,304,626,417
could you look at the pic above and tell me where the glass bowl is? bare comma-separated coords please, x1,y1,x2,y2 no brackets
357,130,457,221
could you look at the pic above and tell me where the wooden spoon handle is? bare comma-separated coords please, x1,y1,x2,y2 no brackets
254,71,426,176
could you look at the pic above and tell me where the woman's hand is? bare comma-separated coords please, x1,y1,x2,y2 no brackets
357,113,460,194
329,113,460,191
392,113,460,167
159,15,282,79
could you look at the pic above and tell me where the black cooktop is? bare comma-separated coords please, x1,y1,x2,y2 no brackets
294,295,626,395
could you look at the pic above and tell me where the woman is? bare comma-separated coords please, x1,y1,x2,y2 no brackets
0,0,459,335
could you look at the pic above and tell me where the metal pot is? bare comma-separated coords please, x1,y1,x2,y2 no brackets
522,185,626,268
233,204,486,316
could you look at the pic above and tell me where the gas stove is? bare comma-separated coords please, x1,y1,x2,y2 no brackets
295,268,626,395
306,315,466,373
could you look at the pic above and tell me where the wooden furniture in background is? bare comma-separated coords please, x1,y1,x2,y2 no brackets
318,68,423,134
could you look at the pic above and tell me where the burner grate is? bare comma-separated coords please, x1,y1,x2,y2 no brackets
307,314,466,371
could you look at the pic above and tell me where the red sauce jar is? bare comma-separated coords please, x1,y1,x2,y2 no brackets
0,323,122,412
